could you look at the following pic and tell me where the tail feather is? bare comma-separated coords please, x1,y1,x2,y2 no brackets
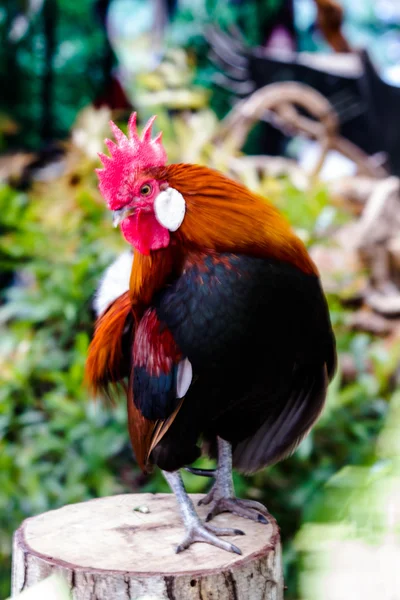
85,291,133,395
233,364,329,473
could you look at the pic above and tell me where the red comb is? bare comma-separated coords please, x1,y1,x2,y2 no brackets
96,113,167,209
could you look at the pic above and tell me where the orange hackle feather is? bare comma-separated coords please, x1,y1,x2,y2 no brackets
128,247,181,321
156,163,318,276
85,291,132,395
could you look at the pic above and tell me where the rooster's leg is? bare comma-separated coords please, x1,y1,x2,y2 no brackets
199,437,270,524
162,470,244,554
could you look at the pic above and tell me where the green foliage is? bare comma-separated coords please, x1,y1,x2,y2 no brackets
0,1,109,148
168,0,283,48
295,391,400,600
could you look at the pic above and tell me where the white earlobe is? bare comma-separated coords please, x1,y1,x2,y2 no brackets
154,187,185,232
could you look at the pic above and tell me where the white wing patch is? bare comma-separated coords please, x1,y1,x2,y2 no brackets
93,251,133,317
176,358,193,398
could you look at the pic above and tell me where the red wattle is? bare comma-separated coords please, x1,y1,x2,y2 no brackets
121,210,170,255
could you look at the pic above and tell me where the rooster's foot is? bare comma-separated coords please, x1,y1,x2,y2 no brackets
198,437,269,524
162,469,244,555
200,495,269,524
176,522,244,554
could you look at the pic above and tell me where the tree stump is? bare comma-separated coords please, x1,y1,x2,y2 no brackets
12,493,283,599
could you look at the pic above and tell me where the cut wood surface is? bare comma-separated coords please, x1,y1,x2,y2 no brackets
12,493,283,599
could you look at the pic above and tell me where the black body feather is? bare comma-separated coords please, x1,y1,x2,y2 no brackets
147,252,336,473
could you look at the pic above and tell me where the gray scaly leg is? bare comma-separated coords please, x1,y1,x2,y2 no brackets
162,469,244,554
199,438,270,524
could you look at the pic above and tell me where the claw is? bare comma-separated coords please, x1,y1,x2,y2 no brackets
238,498,270,516
205,524,245,536
198,490,214,506
175,522,243,555
205,497,269,524
258,514,268,524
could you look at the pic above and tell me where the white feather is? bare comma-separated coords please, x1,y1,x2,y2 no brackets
93,251,133,317
154,187,186,232
176,358,193,398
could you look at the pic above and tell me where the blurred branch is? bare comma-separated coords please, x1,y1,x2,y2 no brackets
313,0,352,53
215,81,387,179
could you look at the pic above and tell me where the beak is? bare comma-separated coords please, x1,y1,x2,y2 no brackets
112,206,135,227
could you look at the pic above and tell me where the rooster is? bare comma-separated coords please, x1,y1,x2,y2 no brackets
86,113,336,555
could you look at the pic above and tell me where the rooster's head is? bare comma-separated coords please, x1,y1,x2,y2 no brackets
96,113,185,255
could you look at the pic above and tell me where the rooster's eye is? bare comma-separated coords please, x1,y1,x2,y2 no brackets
140,183,152,196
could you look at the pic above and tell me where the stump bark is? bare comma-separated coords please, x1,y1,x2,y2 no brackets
12,493,283,599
